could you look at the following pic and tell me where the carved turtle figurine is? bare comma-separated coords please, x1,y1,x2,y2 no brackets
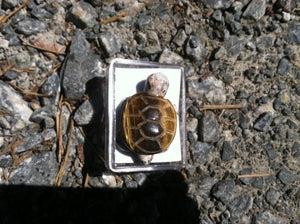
121,72,177,165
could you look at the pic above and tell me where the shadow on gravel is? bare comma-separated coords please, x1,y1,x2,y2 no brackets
0,171,199,223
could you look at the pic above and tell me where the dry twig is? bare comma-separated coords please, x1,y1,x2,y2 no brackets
291,60,300,68
238,173,270,178
0,63,16,77
199,104,245,111
55,116,74,187
100,12,128,24
7,82,54,97
18,36,66,55
0,0,31,28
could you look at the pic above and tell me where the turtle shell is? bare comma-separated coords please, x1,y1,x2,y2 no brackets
122,92,177,155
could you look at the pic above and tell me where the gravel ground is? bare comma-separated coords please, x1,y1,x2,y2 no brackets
0,0,299,223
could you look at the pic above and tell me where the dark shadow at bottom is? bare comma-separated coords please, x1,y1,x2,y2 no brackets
0,171,200,224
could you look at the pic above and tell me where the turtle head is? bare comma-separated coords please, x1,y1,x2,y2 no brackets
145,72,169,97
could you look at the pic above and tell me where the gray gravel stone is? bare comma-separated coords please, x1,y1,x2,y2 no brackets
0,154,13,167
2,0,19,10
39,73,61,106
8,52,31,69
242,0,266,21
62,29,103,98
229,194,252,214
9,151,59,185
67,1,97,28
14,129,56,153
99,32,121,57
265,144,277,160
3,70,19,80
239,168,254,185
138,14,152,30
29,105,58,123
224,35,247,56
199,111,220,143
185,35,206,62
253,112,273,132
212,180,235,204
16,18,48,35
158,48,183,64
172,29,187,47
284,21,300,45
191,141,212,164
0,80,32,124
31,6,53,19
202,0,234,9
277,168,296,184
265,188,281,206
277,58,292,75
275,0,298,12
221,141,235,161
140,45,162,56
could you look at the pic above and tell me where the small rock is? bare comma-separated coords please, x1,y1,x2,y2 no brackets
264,144,277,160
273,98,282,111
2,70,19,81
277,168,296,184
221,141,235,161
158,48,183,64
62,30,104,99
39,73,61,106
137,14,152,30
43,117,55,129
199,111,220,143
243,0,266,21
265,188,281,206
205,89,226,105
282,12,291,22
284,21,300,45
0,80,32,124
191,141,212,164
14,129,56,153
212,180,235,204
16,18,48,35
187,117,198,132
275,0,298,12
31,6,53,19
212,10,223,22
8,52,31,69
239,168,255,185
224,35,247,56
185,35,206,62
2,0,19,10
73,86,103,125
172,29,187,47
202,0,234,9
229,194,252,214
29,105,57,123
0,154,13,167
253,112,273,132
251,177,264,189
101,173,117,187
67,1,97,28
277,58,292,75
140,45,162,56
99,32,121,57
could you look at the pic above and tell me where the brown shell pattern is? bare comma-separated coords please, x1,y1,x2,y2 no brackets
122,92,177,154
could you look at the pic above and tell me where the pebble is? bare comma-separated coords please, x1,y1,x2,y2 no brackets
3,70,19,81
224,35,247,56
29,105,58,124
199,111,220,143
277,168,296,184
264,144,277,160
242,0,266,21
0,154,13,168
284,21,300,45
202,0,234,9
185,35,206,62
277,58,292,75
73,86,103,125
191,141,212,164
229,194,252,214
62,29,103,98
186,117,198,132
265,188,281,206
2,0,19,10
31,6,54,19
67,1,97,28
140,45,162,56
16,18,48,35
99,32,121,57
212,180,235,204
39,73,61,106
137,14,152,30
255,211,290,224
8,52,31,69
0,80,32,124
239,168,254,185
172,29,187,47
221,141,235,161
158,48,183,64
253,112,273,132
